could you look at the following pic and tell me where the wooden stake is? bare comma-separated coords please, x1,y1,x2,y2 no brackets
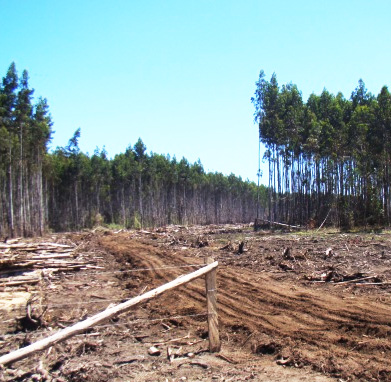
0,261,218,366
205,257,221,352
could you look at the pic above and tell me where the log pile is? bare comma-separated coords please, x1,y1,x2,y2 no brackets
0,240,99,289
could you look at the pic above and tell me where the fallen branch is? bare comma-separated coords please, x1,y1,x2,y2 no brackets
216,353,238,364
334,275,379,285
351,282,391,286
152,333,191,346
178,360,209,369
114,356,144,364
261,219,302,229
316,209,331,232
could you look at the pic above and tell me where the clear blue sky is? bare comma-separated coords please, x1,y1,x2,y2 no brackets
1,0,391,183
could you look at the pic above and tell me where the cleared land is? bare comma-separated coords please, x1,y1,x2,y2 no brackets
1,225,391,381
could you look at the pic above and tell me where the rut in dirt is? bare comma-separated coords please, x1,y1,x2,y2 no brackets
100,234,391,381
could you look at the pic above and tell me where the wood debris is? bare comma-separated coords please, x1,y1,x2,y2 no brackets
167,346,183,362
0,240,97,289
238,241,245,254
148,346,161,356
325,247,334,257
219,241,233,251
278,262,294,272
283,247,294,260
305,270,382,284
177,360,210,369
114,356,145,365
152,333,192,346
216,353,238,364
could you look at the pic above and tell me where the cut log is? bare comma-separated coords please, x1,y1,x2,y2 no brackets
0,279,40,287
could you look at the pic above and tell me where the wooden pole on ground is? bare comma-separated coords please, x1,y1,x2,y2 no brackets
0,261,218,366
205,257,221,352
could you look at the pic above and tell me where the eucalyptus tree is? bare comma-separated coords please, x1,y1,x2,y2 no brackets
133,138,146,227
14,70,34,234
90,147,112,221
376,86,391,221
31,97,53,234
0,63,18,236
252,71,283,221
111,149,135,226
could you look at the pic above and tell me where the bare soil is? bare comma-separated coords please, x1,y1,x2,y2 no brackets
2,225,391,381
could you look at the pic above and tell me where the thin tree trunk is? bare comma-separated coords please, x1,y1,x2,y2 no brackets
38,154,44,235
138,172,143,228
75,182,79,228
7,145,14,238
19,124,25,236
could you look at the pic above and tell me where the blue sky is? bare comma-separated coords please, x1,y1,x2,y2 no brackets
1,0,391,183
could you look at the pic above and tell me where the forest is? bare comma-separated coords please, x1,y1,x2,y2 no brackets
3,62,389,238
0,63,264,237
252,71,391,229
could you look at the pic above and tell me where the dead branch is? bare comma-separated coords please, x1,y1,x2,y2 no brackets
334,275,380,285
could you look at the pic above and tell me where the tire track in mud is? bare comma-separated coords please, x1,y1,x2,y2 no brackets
100,235,391,381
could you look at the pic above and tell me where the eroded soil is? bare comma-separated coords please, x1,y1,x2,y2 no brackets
1,225,391,381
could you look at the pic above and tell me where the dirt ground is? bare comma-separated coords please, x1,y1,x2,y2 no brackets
1,225,391,381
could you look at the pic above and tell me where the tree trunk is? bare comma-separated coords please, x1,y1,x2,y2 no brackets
7,145,14,238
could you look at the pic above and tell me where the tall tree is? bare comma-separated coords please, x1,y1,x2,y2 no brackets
0,63,18,236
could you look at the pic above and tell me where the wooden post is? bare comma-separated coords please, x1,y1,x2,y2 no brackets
205,257,221,352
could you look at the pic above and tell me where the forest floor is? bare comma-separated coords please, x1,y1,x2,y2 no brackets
1,224,391,381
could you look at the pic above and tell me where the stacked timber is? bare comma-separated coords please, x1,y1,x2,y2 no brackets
0,240,98,289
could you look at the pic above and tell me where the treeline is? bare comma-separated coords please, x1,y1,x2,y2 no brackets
0,63,265,237
46,133,264,232
252,71,391,228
